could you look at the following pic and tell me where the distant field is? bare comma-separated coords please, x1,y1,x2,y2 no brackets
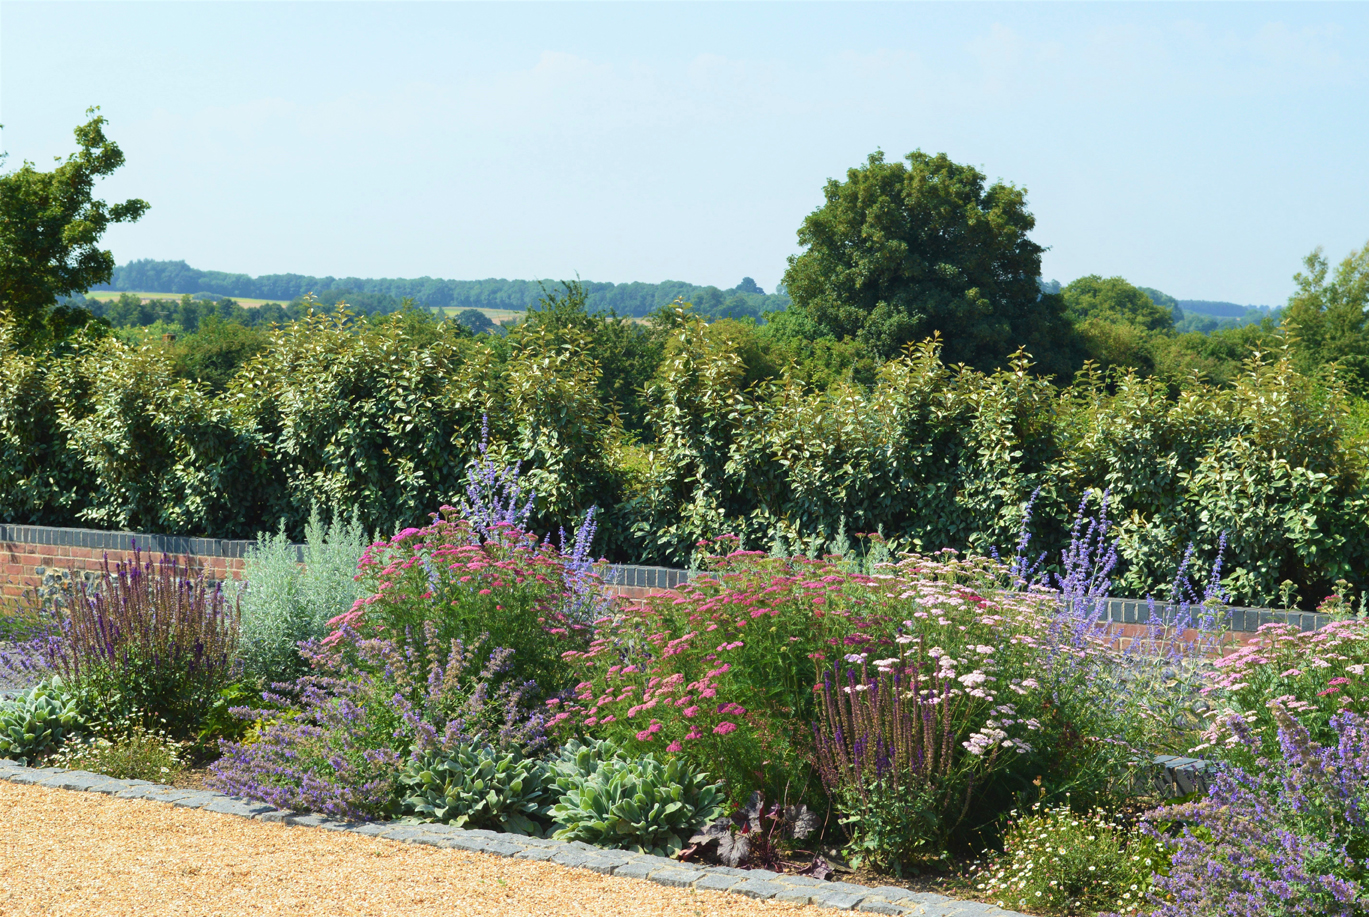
438,306,525,323
87,294,526,322
85,291,290,308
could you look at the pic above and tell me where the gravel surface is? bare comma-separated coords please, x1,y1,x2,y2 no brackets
0,781,834,917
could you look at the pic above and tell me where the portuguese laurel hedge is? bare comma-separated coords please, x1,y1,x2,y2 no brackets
3,309,1367,607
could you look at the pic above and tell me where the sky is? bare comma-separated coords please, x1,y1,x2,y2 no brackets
2,2,1366,306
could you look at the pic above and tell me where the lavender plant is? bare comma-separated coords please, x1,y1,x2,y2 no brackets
1115,702,1369,917
44,550,239,740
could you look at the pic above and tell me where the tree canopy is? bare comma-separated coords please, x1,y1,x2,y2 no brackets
1064,275,1176,333
1282,241,1369,391
0,108,148,346
782,150,1078,376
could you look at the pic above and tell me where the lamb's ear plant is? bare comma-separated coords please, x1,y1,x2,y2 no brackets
0,677,86,765
399,743,553,835
549,748,727,856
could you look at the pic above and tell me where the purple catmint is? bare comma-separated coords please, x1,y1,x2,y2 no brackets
1109,703,1369,917
209,622,547,820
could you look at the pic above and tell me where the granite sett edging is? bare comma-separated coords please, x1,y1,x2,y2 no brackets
0,758,1025,917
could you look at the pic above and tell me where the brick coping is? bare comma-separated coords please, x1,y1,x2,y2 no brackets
0,758,1021,916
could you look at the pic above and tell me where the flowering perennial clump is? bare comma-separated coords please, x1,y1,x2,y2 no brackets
328,509,594,697
970,800,1158,916
209,626,547,821
553,539,1173,864
1122,702,1369,917
1197,618,1369,766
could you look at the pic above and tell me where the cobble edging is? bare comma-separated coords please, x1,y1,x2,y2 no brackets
0,758,1024,917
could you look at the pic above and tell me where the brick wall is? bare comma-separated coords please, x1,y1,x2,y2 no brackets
1,525,256,606
0,524,1330,647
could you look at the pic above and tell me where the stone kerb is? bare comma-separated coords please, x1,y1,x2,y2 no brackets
0,757,1026,917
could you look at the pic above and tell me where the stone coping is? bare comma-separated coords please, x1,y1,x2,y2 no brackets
2,522,1330,632
0,758,1023,917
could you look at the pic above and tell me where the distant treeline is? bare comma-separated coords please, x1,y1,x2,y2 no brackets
93,259,791,321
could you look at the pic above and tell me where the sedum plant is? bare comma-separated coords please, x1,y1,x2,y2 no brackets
549,743,726,856
0,677,86,764
399,743,553,836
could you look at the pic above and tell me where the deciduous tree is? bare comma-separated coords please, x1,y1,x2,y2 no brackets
782,150,1079,377
0,108,148,346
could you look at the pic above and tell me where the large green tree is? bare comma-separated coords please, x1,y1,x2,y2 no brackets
1064,275,1176,333
0,108,148,345
1282,242,1369,391
782,150,1078,375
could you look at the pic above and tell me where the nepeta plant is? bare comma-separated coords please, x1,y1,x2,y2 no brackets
210,623,545,821
45,550,239,739
1117,703,1369,917
0,591,56,691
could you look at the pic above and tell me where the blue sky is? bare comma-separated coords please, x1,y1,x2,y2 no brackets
3,2,1366,305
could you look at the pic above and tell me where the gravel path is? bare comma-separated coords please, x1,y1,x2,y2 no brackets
0,780,830,917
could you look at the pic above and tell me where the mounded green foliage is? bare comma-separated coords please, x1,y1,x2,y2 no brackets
0,678,86,765
399,743,554,836
549,741,727,856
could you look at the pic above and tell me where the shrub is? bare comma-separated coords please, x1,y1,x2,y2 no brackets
44,551,238,741
548,743,727,856
237,507,367,687
48,712,186,782
971,801,1158,915
0,677,86,765
1121,702,1369,917
210,625,546,821
400,743,553,835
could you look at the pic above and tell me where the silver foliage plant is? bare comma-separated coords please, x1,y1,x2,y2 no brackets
236,507,368,686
